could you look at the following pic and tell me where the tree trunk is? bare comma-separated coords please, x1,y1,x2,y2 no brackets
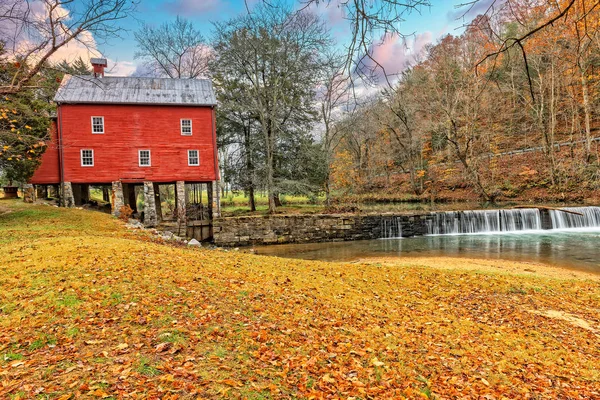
580,66,592,162
248,186,256,212
244,125,256,212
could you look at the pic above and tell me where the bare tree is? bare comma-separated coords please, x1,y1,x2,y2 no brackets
134,17,212,79
296,0,431,84
0,0,137,94
319,53,350,206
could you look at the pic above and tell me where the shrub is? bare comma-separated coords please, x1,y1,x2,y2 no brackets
119,205,133,221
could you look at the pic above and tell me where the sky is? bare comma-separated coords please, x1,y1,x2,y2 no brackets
58,0,493,78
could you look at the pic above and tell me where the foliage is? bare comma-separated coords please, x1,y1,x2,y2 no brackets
54,57,92,76
118,205,133,221
331,0,600,203
212,3,331,212
0,201,599,397
0,43,53,184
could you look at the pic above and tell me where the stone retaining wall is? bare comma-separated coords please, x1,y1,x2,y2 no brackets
213,214,431,247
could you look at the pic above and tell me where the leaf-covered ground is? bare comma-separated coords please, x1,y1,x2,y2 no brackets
1,200,599,399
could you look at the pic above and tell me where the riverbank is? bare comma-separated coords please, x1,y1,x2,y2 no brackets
1,200,599,398
358,256,600,282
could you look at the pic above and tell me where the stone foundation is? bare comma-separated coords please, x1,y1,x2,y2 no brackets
211,180,221,218
143,181,157,227
62,182,75,207
213,214,432,247
23,184,35,203
111,181,125,217
176,181,186,226
214,209,557,247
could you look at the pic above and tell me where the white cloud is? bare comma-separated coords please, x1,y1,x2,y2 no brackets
357,31,433,84
106,60,137,77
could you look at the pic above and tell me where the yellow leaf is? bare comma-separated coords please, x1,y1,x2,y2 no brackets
371,357,385,367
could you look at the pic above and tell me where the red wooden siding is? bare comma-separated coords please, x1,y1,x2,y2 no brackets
30,121,60,184
31,104,218,184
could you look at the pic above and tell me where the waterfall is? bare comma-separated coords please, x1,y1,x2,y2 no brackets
426,209,543,235
549,206,600,229
380,206,600,239
382,216,403,238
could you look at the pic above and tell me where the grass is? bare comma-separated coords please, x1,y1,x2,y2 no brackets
0,199,599,398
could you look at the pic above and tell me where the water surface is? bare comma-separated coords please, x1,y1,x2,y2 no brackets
254,230,600,274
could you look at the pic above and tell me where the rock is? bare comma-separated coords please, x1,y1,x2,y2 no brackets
126,219,144,229
187,239,201,247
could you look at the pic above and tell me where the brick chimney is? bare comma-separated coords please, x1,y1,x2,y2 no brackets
90,58,107,78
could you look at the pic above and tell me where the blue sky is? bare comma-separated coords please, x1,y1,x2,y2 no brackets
75,0,489,76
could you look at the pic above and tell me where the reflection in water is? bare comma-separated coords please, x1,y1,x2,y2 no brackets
254,231,600,273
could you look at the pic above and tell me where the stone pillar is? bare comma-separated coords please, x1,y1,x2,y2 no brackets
175,181,186,226
111,181,125,217
143,182,157,227
23,184,35,203
153,183,162,222
211,180,221,218
61,182,75,208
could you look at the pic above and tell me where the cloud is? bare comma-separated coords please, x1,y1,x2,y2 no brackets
303,0,348,37
106,60,137,77
161,0,221,15
356,31,433,84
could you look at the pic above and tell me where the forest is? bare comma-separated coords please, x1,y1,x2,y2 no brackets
329,0,600,205
212,0,600,210
1,0,599,212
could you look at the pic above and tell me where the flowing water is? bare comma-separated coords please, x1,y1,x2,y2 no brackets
425,209,544,235
254,206,600,273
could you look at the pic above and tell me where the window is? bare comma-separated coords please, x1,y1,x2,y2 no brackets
188,149,199,166
81,149,94,166
180,119,192,135
91,116,104,134
139,150,151,167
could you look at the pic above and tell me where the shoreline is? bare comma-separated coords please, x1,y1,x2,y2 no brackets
356,256,600,281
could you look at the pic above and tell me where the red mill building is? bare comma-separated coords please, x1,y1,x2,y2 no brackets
30,59,220,230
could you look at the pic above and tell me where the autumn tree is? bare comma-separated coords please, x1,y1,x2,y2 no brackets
318,53,350,206
0,45,52,184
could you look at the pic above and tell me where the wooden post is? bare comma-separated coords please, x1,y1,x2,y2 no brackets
102,187,110,202
153,183,162,222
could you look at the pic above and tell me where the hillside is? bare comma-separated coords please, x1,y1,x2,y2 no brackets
0,201,599,398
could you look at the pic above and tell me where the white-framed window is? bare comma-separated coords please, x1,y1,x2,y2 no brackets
180,119,192,135
91,116,104,134
188,149,199,166
138,150,151,167
81,149,94,166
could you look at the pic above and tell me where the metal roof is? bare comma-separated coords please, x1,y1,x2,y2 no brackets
90,58,107,66
54,75,217,106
